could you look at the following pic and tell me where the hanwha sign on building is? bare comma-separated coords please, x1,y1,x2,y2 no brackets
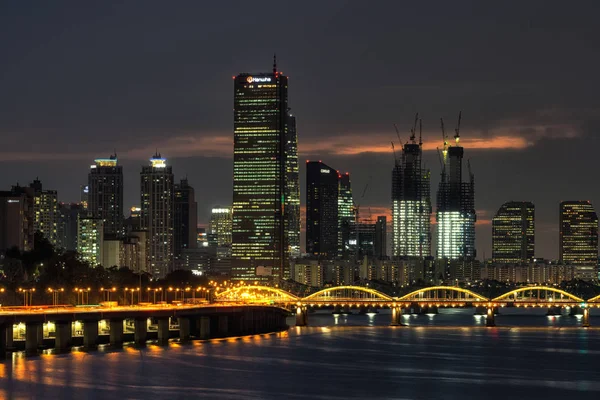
246,76,272,83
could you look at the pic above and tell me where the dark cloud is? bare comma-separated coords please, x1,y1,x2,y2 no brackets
1,0,599,258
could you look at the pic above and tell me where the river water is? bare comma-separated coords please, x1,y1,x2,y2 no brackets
2,309,600,399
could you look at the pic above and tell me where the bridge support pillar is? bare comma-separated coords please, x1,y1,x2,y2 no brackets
55,321,72,350
390,306,403,326
157,317,170,345
296,305,308,327
178,317,191,342
486,307,496,327
218,316,228,335
109,318,124,346
134,318,147,346
583,308,590,328
25,321,42,354
0,323,6,357
83,320,99,349
5,324,14,351
199,316,210,339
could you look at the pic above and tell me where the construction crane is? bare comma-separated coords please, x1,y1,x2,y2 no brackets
391,141,398,166
409,113,419,143
454,111,462,144
437,117,449,169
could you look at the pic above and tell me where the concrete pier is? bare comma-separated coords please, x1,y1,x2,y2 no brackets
390,306,403,326
296,305,308,326
134,318,147,345
109,318,124,346
178,317,191,342
199,316,210,339
486,307,496,327
25,321,42,354
583,308,590,327
83,320,99,349
55,321,72,350
157,318,170,345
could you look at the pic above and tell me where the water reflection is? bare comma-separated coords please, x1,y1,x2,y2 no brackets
2,310,600,399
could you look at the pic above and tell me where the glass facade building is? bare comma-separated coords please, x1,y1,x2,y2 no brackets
492,201,535,264
231,67,299,280
337,173,354,259
559,201,598,266
140,154,174,278
174,178,198,268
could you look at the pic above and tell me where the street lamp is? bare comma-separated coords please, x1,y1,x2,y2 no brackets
100,287,117,302
18,288,35,306
47,288,64,306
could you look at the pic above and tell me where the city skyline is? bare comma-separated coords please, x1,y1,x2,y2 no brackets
2,2,600,260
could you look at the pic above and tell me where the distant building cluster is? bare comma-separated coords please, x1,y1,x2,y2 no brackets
1,61,598,285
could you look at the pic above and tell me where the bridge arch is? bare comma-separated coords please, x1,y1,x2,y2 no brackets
302,286,393,302
587,293,600,303
397,286,488,302
492,286,583,303
215,285,299,303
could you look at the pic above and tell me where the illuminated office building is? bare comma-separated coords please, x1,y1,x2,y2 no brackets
210,207,233,249
392,127,431,258
231,60,298,280
559,201,598,267
29,178,59,246
306,161,339,258
337,172,354,259
88,154,123,237
436,115,476,259
141,153,174,278
492,201,535,264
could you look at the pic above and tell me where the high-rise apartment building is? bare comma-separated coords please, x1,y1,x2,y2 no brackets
88,155,123,237
306,161,339,258
141,153,174,278
231,62,298,280
0,187,35,253
57,203,85,251
559,201,598,267
77,216,104,266
174,178,198,266
436,115,476,260
392,127,431,258
29,178,59,246
492,201,535,264
337,172,354,259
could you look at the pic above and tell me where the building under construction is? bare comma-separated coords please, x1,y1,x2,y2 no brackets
436,113,476,260
391,115,432,258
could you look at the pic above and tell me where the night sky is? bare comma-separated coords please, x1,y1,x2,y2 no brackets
1,1,599,259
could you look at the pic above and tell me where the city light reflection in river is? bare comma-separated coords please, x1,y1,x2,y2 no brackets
1,309,600,399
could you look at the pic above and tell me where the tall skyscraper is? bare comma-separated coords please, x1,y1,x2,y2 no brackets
436,114,476,260
285,115,301,259
29,178,59,246
492,201,535,264
337,172,354,259
375,216,387,259
231,60,298,280
88,154,123,237
392,122,431,258
559,201,598,267
174,178,198,267
141,153,174,278
306,161,339,258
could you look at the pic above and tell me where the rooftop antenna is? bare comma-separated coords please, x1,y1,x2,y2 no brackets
273,53,277,74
